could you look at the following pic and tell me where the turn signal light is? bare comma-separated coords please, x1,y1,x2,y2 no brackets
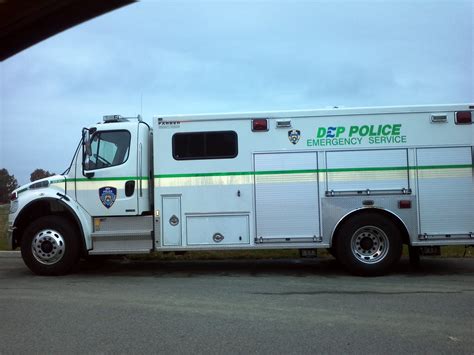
252,119,268,131
455,111,472,124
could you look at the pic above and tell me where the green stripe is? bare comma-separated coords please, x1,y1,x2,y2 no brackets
34,164,473,184
155,164,473,179
61,176,149,183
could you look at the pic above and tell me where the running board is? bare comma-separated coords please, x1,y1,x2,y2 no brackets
90,230,153,255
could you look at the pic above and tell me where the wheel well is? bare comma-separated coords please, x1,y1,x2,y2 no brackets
331,208,410,247
13,199,86,255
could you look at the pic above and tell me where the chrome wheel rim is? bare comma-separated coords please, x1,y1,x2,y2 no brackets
350,226,389,264
31,229,66,265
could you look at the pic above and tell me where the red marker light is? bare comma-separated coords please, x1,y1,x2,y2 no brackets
252,119,268,131
398,200,411,209
10,192,17,201
455,111,472,124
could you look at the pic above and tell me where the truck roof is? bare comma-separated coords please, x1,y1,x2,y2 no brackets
154,103,473,122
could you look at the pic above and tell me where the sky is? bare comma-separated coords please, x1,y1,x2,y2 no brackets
0,0,473,184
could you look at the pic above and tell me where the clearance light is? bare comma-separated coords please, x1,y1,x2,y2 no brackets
398,200,411,209
455,111,472,124
252,119,268,131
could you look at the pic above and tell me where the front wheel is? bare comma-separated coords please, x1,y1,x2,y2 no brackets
21,216,80,275
334,213,402,276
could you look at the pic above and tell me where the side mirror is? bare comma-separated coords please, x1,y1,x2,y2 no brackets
82,127,95,178
82,128,92,157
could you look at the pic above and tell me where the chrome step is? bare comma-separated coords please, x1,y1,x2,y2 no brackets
90,230,152,255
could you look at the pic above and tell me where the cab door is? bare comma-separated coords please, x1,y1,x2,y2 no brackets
75,122,141,217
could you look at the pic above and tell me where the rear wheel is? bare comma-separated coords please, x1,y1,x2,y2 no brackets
334,213,402,276
21,216,80,276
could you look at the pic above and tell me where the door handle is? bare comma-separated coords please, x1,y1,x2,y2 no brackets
125,180,135,197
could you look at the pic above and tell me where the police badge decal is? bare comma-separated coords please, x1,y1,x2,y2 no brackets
288,129,301,145
99,186,117,209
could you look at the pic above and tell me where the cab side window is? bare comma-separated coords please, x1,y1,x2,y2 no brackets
88,131,131,170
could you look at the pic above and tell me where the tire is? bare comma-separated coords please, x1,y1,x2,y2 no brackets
21,216,80,276
334,213,402,276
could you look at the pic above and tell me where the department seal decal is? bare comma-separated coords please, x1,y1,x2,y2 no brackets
99,186,117,209
288,129,301,145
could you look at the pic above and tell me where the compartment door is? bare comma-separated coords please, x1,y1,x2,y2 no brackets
254,152,319,240
416,147,474,235
162,195,182,246
186,214,250,245
326,149,409,193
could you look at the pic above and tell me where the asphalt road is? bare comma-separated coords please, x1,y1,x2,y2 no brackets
1,254,473,354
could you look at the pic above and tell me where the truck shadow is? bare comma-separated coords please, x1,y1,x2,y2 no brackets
76,256,474,278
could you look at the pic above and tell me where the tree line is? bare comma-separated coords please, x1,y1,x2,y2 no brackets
0,168,55,204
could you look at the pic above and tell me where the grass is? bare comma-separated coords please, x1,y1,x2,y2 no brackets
0,204,9,250
133,245,473,261
0,204,472,257
401,244,473,258
439,245,473,258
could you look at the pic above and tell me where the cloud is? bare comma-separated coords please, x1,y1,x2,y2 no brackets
1,0,473,183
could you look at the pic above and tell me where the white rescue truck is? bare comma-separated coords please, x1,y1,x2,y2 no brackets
8,104,474,276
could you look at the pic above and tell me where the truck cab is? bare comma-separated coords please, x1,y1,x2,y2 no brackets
8,115,152,275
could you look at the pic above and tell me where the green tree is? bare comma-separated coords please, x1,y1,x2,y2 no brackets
30,169,55,182
0,168,18,204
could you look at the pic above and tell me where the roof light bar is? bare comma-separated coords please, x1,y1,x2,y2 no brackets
103,115,124,122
